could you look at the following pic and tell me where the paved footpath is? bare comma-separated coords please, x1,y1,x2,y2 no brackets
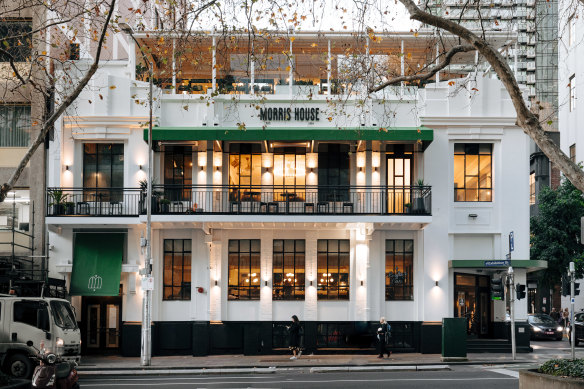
78,343,584,375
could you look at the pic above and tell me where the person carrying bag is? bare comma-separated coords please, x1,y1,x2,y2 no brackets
376,317,391,358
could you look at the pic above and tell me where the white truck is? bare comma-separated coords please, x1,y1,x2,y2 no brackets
0,296,81,378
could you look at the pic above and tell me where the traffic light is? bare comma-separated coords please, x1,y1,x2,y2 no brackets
491,278,504,300
575,282,581,296
562,274,570,297
515,283,526,300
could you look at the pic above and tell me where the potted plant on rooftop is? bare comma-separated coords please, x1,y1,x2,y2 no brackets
139,178,160,214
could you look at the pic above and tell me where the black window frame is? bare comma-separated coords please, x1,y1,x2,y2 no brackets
162,239,192,301
317,239,350,300
273,239,305,300
228,143,262,201
318,143,350,202
82,143,124,202
454,143,493,202
163,145,193,201
228,239,261,300
13,300,50,331
385,239,414,301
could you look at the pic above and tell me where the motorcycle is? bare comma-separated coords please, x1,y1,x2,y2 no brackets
26,340,80,389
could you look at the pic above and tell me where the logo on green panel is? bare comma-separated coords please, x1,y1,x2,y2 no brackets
88,274,103,291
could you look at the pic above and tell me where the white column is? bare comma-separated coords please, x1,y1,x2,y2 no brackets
289,38,293,97
327,40,331,95
435,43,440,83
304,234,318,321
260,230,274,321
354,229,371,321
209,240,222,322
128,37,136,81
212,35,217,92
172,39,176,94
400,40,405,94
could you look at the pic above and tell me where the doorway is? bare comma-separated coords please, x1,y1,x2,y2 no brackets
81,287,122,354
386,145,412,214
453,273,491,338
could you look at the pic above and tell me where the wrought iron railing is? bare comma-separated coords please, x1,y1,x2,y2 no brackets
46,185,431,216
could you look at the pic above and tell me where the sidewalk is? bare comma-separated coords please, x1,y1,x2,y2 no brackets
77,348,584,375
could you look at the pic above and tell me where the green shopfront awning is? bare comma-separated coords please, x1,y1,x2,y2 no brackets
70,233,124,296
448,259,547,272
144,126,433,146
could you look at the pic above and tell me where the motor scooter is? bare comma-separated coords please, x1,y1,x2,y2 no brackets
26,340,80,389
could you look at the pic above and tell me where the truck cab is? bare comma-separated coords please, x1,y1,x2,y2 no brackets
0,296,81,378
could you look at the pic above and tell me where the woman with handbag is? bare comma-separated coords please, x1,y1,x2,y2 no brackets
376,317,391,358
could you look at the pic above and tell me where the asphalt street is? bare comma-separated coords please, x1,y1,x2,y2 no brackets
79,365,520,388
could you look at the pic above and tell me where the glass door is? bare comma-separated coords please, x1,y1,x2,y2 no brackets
86,304,101,349
105,304,120,348
387,152,411,214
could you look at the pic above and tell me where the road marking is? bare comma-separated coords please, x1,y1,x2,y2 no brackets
488,368,520,378
81,377,518,386
83,376,275,382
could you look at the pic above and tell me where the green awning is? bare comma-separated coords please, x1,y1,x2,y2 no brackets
70,233,124,296
143,126,433,144
448,259,547,271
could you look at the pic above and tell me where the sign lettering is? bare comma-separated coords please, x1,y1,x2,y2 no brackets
259,107,320,122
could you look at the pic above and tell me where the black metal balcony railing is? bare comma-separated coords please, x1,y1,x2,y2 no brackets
46,185,431,217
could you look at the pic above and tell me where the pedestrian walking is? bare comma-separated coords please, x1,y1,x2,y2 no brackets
564,308,570,327
551,307,560,322
376,317,391,358
288,315,302,360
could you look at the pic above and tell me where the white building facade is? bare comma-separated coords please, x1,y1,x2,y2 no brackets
45,32,536,356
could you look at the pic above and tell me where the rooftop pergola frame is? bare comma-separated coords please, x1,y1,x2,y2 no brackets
128,30,514,95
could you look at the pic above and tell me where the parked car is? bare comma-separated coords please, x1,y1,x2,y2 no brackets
568,312,584,346
527,314,564,341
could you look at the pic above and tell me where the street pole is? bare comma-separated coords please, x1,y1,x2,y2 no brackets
570,262,576,360
119,23,153,367
508,266,516,361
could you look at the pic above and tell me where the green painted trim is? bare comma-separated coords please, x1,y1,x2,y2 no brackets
448,260,547,269
143,126,434,142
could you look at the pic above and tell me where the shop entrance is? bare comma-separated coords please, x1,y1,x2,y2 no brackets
81,286,123,354
453,273,491,338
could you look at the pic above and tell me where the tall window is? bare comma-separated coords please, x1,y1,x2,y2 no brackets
317,239,349,300
229,144,262,201
274,147,306,201
163,239,191,300
83,143,124,201
273,239,305,300
0,104,30,147
0,20,32,62
454,143,492,202
570,144,576,163
385,240,414,301
164,146,192,201
570,74,576,112
529,172,535,205
318,144,349,201
228,239,261,300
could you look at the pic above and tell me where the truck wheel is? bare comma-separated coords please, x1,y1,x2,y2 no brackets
7,353,33,378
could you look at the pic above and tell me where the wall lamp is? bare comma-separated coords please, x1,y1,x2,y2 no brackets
264,280,268,286
216,166,220,171
65,165,70,171
214,280,218,286
139,165,143,170
310,280,313,286
360,280,364,286
359,167,363,172
435,280,439,287
468,213,478,218
374,166,378,172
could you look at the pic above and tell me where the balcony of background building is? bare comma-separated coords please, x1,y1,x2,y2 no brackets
46,185,431,217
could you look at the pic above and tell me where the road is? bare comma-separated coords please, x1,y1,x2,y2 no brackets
80,365,520,388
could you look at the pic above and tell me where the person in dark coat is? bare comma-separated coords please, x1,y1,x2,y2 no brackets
377,316,391,358
288,315,302,360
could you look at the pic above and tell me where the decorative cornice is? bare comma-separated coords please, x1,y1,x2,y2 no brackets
421,116,519,128
63,116,152,129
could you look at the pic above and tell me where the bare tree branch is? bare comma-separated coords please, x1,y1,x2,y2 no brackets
0,0,117,202
399,0,584,192
369,44,475,93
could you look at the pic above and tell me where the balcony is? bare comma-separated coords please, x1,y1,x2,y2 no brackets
46,185,432,217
